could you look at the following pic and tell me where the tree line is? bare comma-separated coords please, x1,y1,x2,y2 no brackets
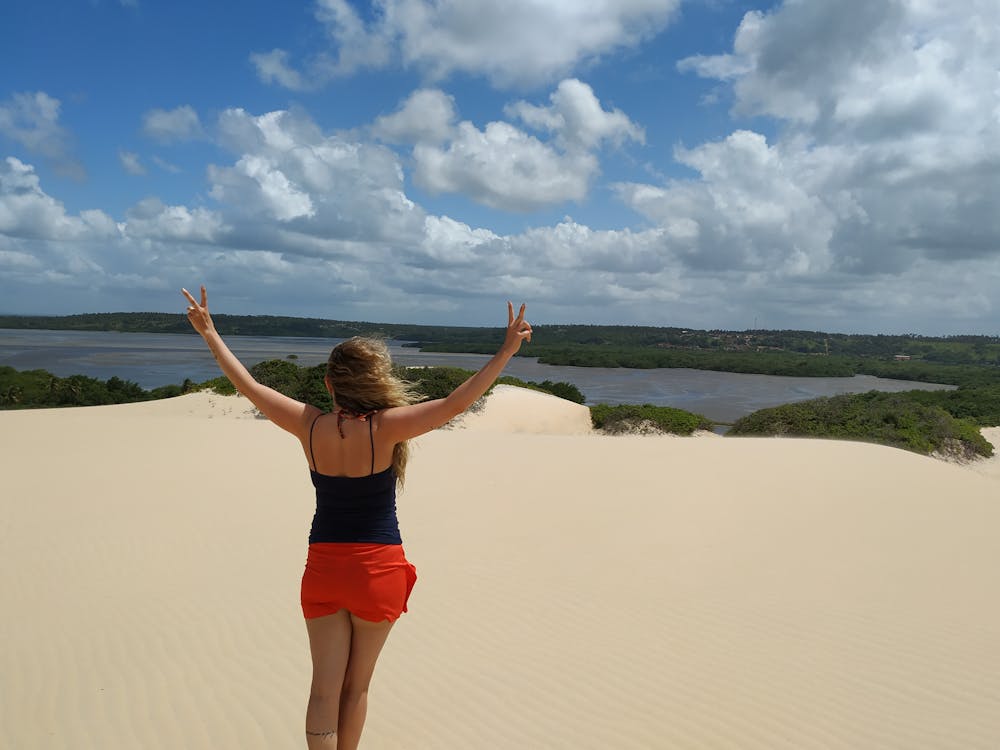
4,312,1000,369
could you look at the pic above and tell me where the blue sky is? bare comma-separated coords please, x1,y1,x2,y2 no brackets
1,0,998,335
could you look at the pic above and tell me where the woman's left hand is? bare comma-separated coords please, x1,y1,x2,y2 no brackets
181,285,216,337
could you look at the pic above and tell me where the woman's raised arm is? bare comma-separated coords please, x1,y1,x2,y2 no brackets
182,285,318,437
378,301,532,443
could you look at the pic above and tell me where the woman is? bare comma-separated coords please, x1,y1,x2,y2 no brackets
181,286,532,749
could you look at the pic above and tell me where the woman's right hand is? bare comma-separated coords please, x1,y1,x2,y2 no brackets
502,302,532,354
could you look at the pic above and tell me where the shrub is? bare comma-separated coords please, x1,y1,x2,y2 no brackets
195,376,237,396
589,403,713,435
728,391,993,458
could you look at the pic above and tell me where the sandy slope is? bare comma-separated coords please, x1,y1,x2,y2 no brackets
2,391,999,749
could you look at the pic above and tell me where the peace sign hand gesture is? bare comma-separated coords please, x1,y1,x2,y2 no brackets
502,301,532,355
181,285,216,338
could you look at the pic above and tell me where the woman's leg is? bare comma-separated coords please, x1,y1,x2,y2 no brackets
336,614,394,750
304,609,352,748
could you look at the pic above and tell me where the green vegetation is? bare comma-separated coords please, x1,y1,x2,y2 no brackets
590,403,713,436
0,366,193,408
0,362,584,413
728,391,993,459
393,366,585,404
900,386,1000,426
196,375,238,396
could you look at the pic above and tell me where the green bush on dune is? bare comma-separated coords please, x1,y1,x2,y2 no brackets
395,366,472,401
394,366,585,404
728,391,993,459
590,403,713,436
194,375,237,396
0,366,148,408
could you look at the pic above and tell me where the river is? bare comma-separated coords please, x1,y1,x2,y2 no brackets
0,329,954,423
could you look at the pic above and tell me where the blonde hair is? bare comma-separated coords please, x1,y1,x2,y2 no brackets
325,337,421,484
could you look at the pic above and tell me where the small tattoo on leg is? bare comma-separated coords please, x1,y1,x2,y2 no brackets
306,729,337,738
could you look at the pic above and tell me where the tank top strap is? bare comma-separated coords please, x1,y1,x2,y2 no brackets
308,412,323,471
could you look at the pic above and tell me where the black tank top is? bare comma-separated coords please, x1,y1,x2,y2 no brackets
307,412,402,545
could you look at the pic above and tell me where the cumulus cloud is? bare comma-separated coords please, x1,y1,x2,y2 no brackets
619,131,841,279
123,198,226,243
209,107,425,246
142,105,204,142
413,121,597,211
253,0,680,89
417,215,499,265
623,0,1000,297
0,157,115,240
372,89,457,145
678,0,1000,141
0,91,84,179
506,78,644,150
380,80,642,212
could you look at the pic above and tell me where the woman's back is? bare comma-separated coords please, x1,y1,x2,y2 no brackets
306,410,402,546
306,409,394,478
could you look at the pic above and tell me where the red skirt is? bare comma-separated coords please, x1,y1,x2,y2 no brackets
301,543,417,622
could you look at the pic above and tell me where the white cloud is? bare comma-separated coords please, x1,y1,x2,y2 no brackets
123,198,226,243
253,0,680,89
413,121,596,212
621,0,1000,308
513,219,669,275
418,215,498,264
0,91,84,179
0,245,43,272
506,78,644,150
151,155,181,174
212,154,316,222
676,53,752,81
388,80,641,212
313,0,394,74
142,105,204,143
0,157,115,241
373,89,456,145
679,0,1000,139
250,49,309,91
209,107,425,245
118,150,146,175
617,131,838,276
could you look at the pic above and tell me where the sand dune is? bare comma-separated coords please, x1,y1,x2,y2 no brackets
2,390,999,749
454,384,593,434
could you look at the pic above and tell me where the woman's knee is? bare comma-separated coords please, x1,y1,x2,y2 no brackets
339,679,371,705
309,684,342,707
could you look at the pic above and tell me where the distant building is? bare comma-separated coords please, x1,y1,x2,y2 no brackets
894,354,911,361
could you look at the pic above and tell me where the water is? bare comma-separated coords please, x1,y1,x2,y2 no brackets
0,329,954,423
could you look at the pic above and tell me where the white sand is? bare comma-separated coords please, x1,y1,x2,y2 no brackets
454,384,594,434
2,390,1000,749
